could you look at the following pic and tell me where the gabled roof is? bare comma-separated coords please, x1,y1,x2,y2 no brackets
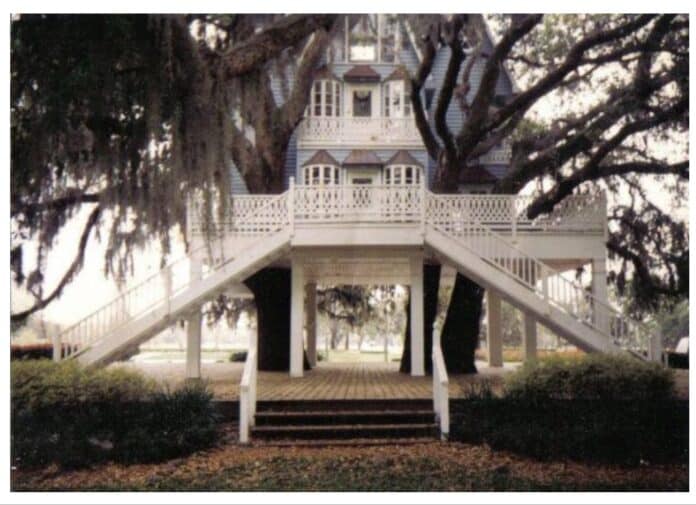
343,65,381,83
314,65,341,81
342,150,383,166
384,65,410,82
384,150,423,167
458,165,497,184
302,150,340,167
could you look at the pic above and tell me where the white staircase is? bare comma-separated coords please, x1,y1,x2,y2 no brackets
54,184,660,369
424,192,661,360
56,193,292,367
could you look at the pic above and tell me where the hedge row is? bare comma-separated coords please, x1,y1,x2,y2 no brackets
11,360,220,468
451,354,686,465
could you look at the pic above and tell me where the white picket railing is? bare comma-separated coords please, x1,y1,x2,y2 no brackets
187,184,605,237
432,344,450,440
239,346,258,444
425,192,660,359
293,184,424,223
297,116,423,146
55,192,290,361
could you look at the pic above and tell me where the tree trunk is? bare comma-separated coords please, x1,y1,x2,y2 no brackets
244,267,310,371
400,264,441,374
440,272,484,374
329,318,338,349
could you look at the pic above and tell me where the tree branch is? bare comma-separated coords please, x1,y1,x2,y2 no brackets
11,205,102,323
222,14,338,78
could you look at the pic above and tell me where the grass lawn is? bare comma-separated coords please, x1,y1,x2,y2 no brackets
12,426,688,492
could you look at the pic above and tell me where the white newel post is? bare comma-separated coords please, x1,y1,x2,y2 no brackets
186,259,203,379
290,257,305,377
592,257,610,334
523,312,538,361
410,255,425,376
305,282,318,367
486,290,503,368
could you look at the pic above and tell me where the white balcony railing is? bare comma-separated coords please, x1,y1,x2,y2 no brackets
297,116,423,146
188,183,606,238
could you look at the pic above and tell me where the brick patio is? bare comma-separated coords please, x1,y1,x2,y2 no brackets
110,360,521,400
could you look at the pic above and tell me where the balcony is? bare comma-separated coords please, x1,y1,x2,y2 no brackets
297,116,423,147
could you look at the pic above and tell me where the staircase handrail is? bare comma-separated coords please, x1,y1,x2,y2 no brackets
57,191,289,358
425,191,658,358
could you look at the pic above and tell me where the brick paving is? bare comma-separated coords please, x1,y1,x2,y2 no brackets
110,360,521,401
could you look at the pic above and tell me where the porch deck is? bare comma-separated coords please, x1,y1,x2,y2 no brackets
111,360,520,401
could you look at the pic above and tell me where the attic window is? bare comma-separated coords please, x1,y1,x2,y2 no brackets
349,14,378,62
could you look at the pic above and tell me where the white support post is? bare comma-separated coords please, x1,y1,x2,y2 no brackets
510,195,517,241
410,255,425,376
52,332,62,362
486,290,503,368
290,257,305,377
186,310,202,379
592,257,610,334
420,177,426,236
523,312,538,361
186,259,203,379
288,176,295,234
305,282,317,367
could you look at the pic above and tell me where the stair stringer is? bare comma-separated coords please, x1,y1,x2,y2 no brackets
425,227,623,355
78,229,292,367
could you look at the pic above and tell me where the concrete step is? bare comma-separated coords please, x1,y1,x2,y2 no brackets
256,398,433,413
255,409,435,426
251,422,438,440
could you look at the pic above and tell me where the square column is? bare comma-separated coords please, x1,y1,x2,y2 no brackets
410,255,425,376
486,290,503,368
305,282,317,367
290,258,305,377
592,258,610,334
523,312,538,361
186,259,203,379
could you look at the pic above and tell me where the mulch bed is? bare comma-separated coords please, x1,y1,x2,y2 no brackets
12,424,688,491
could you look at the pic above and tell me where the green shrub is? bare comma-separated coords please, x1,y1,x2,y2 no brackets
451,354,685,465
11,360,219,469
504,353,675,401
229,351,247,362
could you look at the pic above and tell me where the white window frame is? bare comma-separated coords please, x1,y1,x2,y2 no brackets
384,164,422,185
303,164,341,186
382,80,411,118
309,80,342,117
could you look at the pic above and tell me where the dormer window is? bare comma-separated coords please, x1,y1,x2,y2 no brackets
383,151,423,186
302,151,341,186
309,78,342,117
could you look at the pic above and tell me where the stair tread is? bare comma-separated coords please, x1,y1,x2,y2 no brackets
253,423,437,432
252,438,437,447
256,409,434,417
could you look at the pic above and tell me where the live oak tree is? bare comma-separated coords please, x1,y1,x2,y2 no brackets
12,14,688,375
11,14,338,370
400,14,688,372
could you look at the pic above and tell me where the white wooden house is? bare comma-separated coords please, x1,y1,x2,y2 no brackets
53,15,662,442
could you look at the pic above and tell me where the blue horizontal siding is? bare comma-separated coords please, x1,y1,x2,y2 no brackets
230,162,249,195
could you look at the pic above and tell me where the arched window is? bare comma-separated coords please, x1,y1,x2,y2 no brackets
310,79,342,117
384,165,421,185
303,164,341,186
